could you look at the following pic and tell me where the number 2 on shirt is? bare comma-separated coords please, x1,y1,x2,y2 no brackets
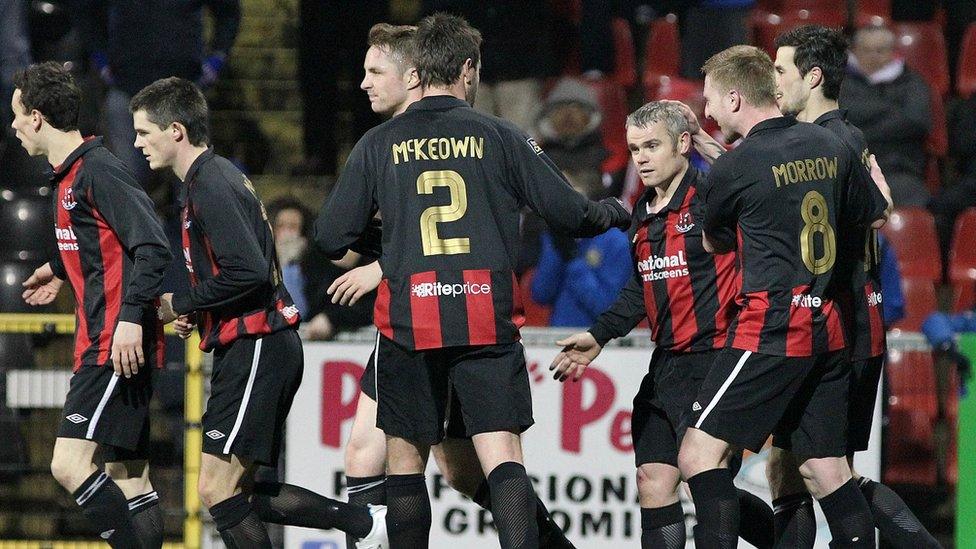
800,190,836,274
417,170,471,256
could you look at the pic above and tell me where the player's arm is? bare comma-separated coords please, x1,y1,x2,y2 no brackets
88,167,172,323
551,267,646,382
505,128,630,237
664,100,726,165
22,262,63,306
867,154,892,227
328,260,383,306
170,178,270,316
842,145,890,230
701,158,739,254
313,138,379,260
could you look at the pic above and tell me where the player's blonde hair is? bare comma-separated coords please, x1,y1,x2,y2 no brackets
702,45,778,108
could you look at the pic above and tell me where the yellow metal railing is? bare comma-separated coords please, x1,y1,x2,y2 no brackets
0,313,203,549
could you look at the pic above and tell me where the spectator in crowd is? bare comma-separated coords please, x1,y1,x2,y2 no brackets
530,162,631,327
80,0,240,186
929,94,976,257
841,24,932,207
424,0,557,134
536,77,608,195
267,197,374,340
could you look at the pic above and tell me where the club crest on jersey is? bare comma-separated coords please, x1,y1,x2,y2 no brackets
61,186,77,210
674,212,694,233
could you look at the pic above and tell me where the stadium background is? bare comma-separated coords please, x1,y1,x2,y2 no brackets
1,0,975,547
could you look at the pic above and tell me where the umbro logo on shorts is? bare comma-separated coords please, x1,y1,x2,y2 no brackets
692,402,702,412
100,530,115,539
206,430,226,440
66,413,88,424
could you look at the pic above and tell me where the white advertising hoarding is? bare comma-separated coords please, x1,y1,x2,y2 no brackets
285,336,881,548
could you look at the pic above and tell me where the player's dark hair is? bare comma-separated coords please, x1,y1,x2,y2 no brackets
413,12,482,89
368,23,418,71
129,77,210,146
702,45,778,107
775,25,849,101
12,61,81,131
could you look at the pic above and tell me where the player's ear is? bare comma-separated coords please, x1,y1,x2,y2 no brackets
462,58,477,82
171,122,185,143
728,89,741,112
30,109,43,132
405,67,420,90
678,131,692,155
808,66,823,90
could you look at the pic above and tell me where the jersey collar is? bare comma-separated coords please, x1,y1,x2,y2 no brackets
50,136,102,181
746,115,796,138
405,95,471,112
634,165,701,224
812,108,848,127
184,147,216,185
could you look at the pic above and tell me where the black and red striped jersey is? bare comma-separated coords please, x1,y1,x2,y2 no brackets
47,137,170,371
588,167,738,352
314,95,630,351
814,109,886,360
171,149,300,351
702,116,888,357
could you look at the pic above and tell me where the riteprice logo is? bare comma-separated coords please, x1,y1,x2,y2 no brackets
411,281,492,298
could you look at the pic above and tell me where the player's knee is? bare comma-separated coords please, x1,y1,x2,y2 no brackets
797,457,849,499
677,439,711,478
344,435,385,476
636,464,680,507
50,450,87,490
198,470,235,508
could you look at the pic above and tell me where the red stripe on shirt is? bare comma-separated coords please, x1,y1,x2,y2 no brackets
732,290,766,351
374,279,394,340
410,271,443,349
712,251,737,349
786,286,813,356
665,209,697,350
463,270,497,345
243,310,272,334
865,281,885,356
636,226,660,341
56,164,89,371
217,317,241,346
92,202,123,365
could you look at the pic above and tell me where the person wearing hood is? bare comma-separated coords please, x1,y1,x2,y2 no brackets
530,78,631,327
840,24,932,207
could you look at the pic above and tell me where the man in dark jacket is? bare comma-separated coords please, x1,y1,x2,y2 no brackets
840,24,932,207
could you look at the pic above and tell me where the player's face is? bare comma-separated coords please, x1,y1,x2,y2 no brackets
10,89,43,156
132,110,177,170
774,46,808,117
361,46,410,116
703,75,738,143
626,120,689,189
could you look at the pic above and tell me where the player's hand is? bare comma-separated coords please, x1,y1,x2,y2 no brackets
868,154,892,228
22,262,63,305
328,261,382,305
157,293,178,324
174,314,196,340
111,321,143,378
550,331,603,382
306,313,334,340
600,197,632,230
663,100,702,134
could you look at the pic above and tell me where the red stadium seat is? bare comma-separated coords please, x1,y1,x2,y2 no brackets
893,21,950,96
611,17,638,89
751,9,846,56
854,0,891,26
925,158,942,195
950,208,976,311
957,22,976,97
642,14,681,98
518,269,551,327
884,349,939,486
586,79,631,175
881,207,942,282
927,91,948,158
892,277,939,332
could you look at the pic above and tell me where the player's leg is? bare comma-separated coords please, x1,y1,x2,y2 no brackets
451,342,539,549
51,437,142,548
374,337,453,547
433,398,573,548
632,356,686,549
680,349,813,548
206,332,379,546
106,459,163,549
766,448,816,549
54,363,151,547
775,352,875,548
845,356,939,548
342,349,388,549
